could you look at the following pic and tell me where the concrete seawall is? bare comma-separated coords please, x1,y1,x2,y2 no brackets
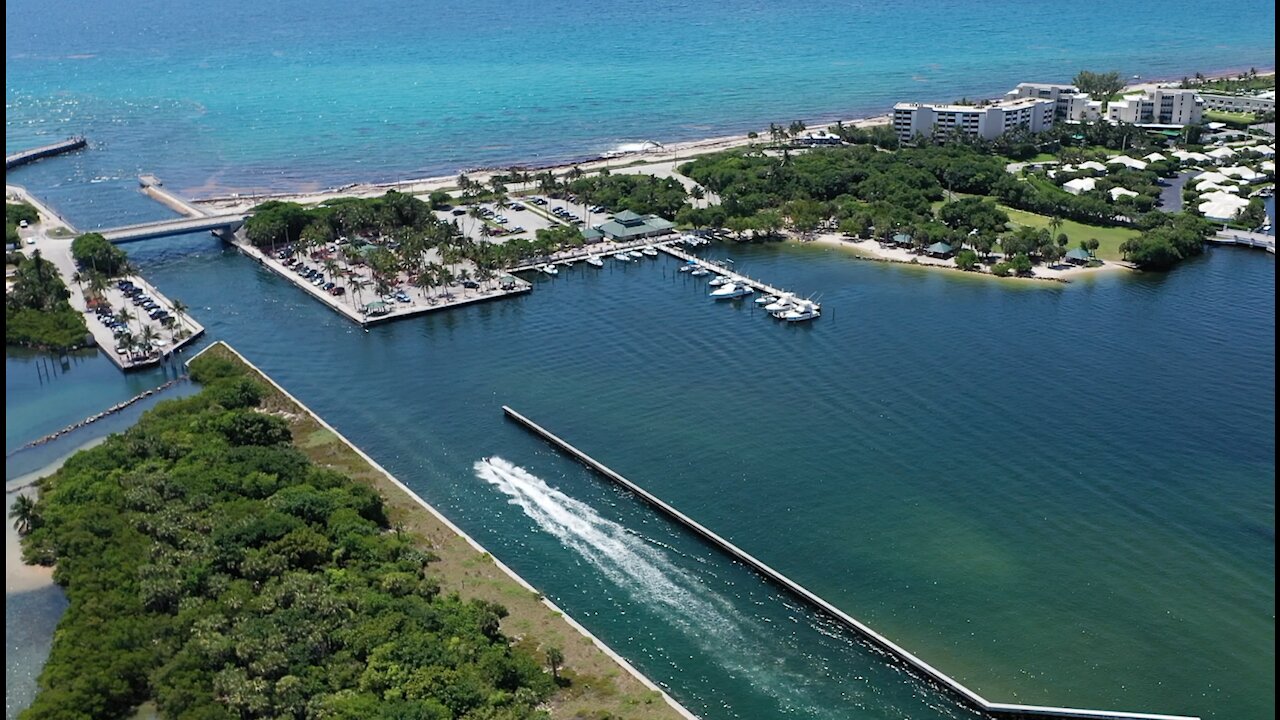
501,405,1200,720
6,137,87,170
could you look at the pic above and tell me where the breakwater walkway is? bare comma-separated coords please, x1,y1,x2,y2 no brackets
502,405,1200,720
6,136,87,170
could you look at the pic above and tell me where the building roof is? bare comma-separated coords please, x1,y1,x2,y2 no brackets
1063,177,1098,194
1206,146,1237,159
1107,155,1148,170
1220,166,1264,182
1197,192,1250,221
1173,150,1212,163
892,233,913,244
596,213,675,240
1078,161,1108,173
1109,187,1139,199
1143,152,1168,162
1065,247,1092,261
926,241,954,255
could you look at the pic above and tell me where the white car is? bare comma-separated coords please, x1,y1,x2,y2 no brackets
26,237,36,245
19,220,29,228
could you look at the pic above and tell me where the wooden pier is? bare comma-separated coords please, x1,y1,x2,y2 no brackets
502,404,1200,720
6,136,88,170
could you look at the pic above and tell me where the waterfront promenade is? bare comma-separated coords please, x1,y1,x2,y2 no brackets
1210,228,1275,253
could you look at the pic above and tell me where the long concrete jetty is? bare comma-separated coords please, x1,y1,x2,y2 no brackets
501,405,1200,720
6,136,87,170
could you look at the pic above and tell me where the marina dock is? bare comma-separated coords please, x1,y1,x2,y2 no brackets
656,242,796,299
502,404,1201,720
6,136,88,170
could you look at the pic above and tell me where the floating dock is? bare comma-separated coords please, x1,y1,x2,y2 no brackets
6,136,88,170
501,404,1200,720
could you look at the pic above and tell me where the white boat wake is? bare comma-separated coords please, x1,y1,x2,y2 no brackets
473,456,870,717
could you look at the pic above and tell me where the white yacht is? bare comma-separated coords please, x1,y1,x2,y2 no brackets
708,275,730,286
710,283,753,300
690,266,710,276
641,246,659,257
613,252,633,263
764,294,795,312
755,294,776,306
678,262,695,273
585,255,604,267
628,249,645,259
774,301,820,322
540,263,559,276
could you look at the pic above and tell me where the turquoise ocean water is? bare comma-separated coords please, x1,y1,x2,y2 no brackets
5,1,1275,718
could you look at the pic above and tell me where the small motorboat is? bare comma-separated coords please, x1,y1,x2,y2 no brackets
690,266,710,276
764,295,795,312
586,255,604,267
710,283,753,300
678,261,697,273
641,246,659,257
628,249,645,259
540,263,559,276
613,252,633,263
755,294,776,306
708,275,730,287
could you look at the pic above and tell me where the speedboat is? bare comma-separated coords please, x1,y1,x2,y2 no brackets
690,266,710,276
774,301,820,322
641,246,659,257
678,261,696,273
586,255,604,267
613,252,633,263
710,283,753,300
540,263,559,276
708,275,730,287
628,249,644,259
755,294,776,306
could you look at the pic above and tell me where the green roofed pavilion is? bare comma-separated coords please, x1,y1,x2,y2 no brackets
1065,247,1092,263
597,212,675,241
925,241,954,256
892,233,913,245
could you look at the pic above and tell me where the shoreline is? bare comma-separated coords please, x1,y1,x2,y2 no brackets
6,437,107,595
806,234,1134,283
188,342,697,720
186,65,1274,210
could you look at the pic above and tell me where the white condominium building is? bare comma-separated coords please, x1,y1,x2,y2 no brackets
1005,82,1101,121
1198,90,1274,114
892,97,1055,142
1107,88,1204,126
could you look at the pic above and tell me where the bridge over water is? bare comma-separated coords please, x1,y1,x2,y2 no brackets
99,213,247,244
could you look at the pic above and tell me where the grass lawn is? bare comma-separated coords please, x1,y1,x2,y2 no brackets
998,205,1138,261
1204,110,1258,127
199,343,684,720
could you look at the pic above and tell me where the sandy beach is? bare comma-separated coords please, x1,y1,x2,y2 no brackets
6,438,105,595
808,233,1133,282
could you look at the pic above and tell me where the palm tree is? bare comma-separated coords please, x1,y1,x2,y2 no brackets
413,266,435,298
139,325,159,356
1048,216,1064,239
114,307,134,333
10,494,38,535
171,299,189,329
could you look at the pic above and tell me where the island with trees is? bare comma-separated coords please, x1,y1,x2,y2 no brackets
14,343,685,720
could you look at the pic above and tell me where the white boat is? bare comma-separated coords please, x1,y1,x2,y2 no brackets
708,275,730,286
690,266,710,276
540,263,559,276
710,283,753,300
755,294,776,306
586,255,604,267
613,252,633,262
628,249,644,259
774,301,820,322
641,246,659,257
764,295,795,312
678,263,695,273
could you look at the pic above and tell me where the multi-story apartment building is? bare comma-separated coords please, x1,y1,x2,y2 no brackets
892,97,1054,142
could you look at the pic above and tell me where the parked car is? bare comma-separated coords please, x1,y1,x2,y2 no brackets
330,286,346,296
